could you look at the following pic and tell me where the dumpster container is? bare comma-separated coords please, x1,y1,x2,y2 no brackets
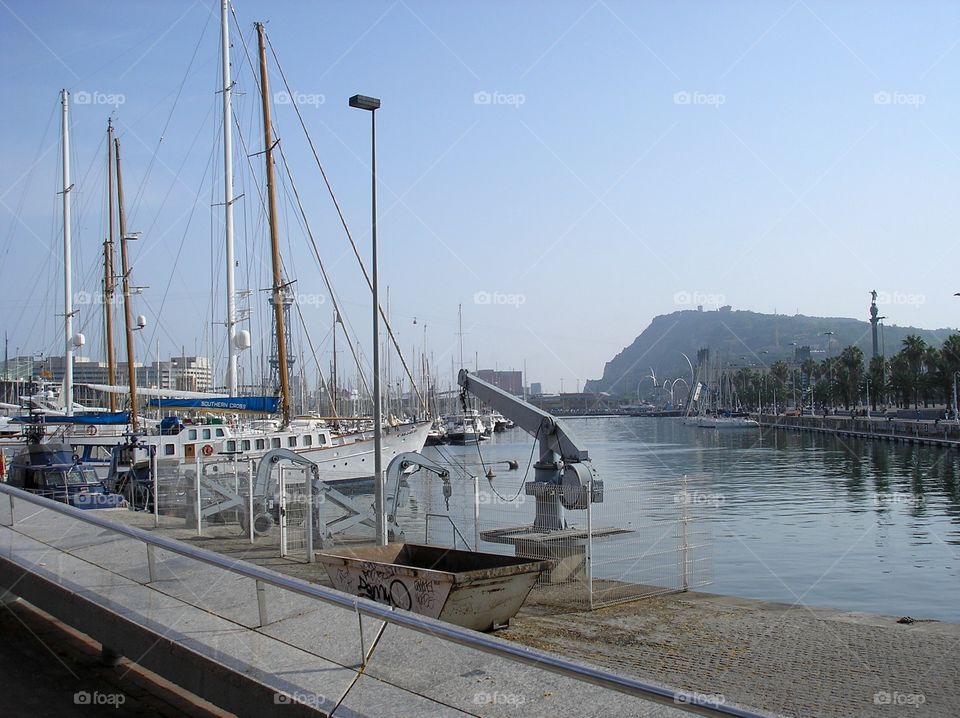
317,543,551,631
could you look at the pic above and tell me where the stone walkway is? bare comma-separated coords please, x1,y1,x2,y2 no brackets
117,512,960,717
503,592,959,717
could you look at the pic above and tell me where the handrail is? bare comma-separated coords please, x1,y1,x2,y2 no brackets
0,482,770,718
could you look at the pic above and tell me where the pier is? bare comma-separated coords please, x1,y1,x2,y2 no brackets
756,414,960,449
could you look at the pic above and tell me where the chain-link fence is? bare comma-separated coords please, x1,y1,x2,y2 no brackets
411,464,712,610
586,475,712,608
278,466,311,562
110,447,712,608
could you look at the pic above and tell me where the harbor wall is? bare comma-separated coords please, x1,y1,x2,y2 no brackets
758,414,960,449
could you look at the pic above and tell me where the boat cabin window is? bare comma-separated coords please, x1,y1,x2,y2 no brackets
75,467,98,484
319,433,328,445
288,436,297,448
202,429,212,440
226,440,237,452
255,439,266,450
215,428,225,437
188,429,198,440
241,440,251,451
271,438,281,449
55,467,95,486
304,435,313,447
38,470,65,488
164,444,175,456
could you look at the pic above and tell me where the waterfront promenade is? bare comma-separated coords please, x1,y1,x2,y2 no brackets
757,413,960,449
111,513,959,718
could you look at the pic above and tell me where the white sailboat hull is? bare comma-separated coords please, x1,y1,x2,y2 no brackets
66,420,433,485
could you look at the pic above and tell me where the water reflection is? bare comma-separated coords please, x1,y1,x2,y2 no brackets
423,417,960,621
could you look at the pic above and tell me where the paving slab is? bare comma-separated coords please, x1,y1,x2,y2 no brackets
2,507,688,718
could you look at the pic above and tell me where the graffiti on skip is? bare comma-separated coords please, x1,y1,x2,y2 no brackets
336,562,450,616
413,577,437,610
356,570,412,611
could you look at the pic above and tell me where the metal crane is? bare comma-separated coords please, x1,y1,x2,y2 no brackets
458,369,602,531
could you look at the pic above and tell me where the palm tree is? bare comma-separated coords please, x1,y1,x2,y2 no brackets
901,335,927,409
921,346,940,408
769,361,789,408
939,334,960,417
838,345,864,409
867,355,886,411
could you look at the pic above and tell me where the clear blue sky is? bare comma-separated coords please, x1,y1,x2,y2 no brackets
2,0,958,394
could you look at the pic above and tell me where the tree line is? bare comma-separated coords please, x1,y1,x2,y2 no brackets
723,335,960,412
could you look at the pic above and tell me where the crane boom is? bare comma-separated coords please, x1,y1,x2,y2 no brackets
458,370,601,531
457,370,588,463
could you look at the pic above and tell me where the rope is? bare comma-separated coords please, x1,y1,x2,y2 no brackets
264,31,425,412
482,423,540,503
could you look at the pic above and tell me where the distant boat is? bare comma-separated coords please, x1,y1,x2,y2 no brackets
445,411,484,444
696,414,758,429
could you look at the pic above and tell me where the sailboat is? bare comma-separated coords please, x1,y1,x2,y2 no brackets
64,4,431,485
681,352,758,429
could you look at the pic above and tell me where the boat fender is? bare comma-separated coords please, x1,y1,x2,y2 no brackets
201,444,215,457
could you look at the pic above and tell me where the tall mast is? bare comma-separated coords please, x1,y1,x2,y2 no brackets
60,89,74,416
221,0,238,396
256,22,291,426
115,138,139,432
104,119,117,412
331,307,338,416
458,303,463,371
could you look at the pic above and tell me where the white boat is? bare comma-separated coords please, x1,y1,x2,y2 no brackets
696,415,758,429
445,411,484,444
490,410,510,432
67,417,431,488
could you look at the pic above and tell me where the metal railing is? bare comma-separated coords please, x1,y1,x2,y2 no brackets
0,482,770,718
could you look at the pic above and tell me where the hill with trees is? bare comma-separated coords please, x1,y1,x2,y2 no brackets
586,308,955,405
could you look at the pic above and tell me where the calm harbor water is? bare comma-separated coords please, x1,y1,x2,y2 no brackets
424,416,960,622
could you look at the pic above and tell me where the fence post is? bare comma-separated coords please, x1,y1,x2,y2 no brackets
680,474,690,592
195,456,202,536
279,467,287,559
151,446,159,527
248,459,254,544
586,476,593,610
306,471,315,563
473,473,480,551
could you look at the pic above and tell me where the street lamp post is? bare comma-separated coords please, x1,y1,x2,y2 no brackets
349,93,385,545
952,371,960,422
865,377,871,419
